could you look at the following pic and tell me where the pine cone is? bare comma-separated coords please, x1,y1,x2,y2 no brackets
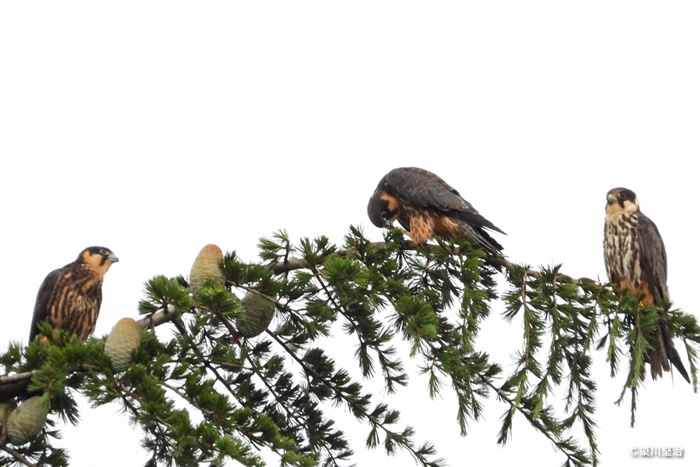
189,244,225,291
105,318,141,371
236,291,276,338
0,400,16,438
6,396,48,445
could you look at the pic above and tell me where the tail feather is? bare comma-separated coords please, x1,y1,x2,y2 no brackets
649,325,690,383
667,344,691,383
456,220,504,265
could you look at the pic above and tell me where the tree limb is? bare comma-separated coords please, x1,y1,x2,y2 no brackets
0,445,38,467
268,240,579,285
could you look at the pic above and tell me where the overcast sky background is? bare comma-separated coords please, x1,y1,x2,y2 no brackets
1,2,698,466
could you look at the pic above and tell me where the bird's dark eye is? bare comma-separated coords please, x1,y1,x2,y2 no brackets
100,248,108,256
381,211,390,221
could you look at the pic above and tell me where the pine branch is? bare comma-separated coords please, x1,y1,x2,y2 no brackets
267,238,580,286
266,330,443,467
0,445,38,467
201,299,351,464
0,306,179,402
0,371,37,400
242,349,347,466
136,304,179,329
483,376,591,467
307,260,405,391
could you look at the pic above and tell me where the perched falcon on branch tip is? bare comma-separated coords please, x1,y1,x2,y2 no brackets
603,187,689,383
367,167,505,255
30,246,119,343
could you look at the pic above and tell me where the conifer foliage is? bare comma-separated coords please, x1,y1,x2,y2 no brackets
0,227,698,466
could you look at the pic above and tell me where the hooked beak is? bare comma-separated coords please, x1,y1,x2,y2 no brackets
108,254,120,263
606,192,618,205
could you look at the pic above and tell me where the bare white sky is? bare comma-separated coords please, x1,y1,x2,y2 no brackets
1,2,698,466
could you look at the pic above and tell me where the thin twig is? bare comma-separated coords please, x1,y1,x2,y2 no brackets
243,352,344,466
0,445,38,467
0,372,37,386
265,329,432,464
268,240,579,285
480,376,586,467
136,305,177,329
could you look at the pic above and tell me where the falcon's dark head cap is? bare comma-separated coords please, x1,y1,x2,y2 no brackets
80,246,119,268
606,187,638,209
367,190,399,228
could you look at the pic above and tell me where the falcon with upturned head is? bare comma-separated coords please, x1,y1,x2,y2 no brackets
603,187,689,382
29,247,119,343
367,167,505,255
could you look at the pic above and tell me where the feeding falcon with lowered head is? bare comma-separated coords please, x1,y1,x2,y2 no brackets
29,246,119,343
603,187,689,383
367,167,505,255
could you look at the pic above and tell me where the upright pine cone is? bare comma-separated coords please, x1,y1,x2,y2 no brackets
0,400,16,439
6,396,49,445
189,244,225,291
236,291,276,338
104,318,141,371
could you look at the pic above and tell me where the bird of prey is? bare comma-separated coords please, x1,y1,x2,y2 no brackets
29,247,119,343
603,187,689,382
367,167,505,254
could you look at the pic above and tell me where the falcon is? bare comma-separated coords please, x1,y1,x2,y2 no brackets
603,188,689,382
29,247,119,343
367,167,505,254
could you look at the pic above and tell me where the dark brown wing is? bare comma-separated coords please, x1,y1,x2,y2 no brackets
637,211,690,382
29,267,63,342
637,212,669,303
384,167,505,234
